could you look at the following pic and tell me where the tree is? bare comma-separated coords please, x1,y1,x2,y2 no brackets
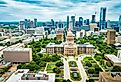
88,67,95,74
100,60,105,65
88,79,94,82
53,67,61,74
55,79,62,82
111,66,121,72
95,56,102,61
95,66,102,73
50,54,61,62
66,79,72,82
56,61,64,67
39,61,46,67
86,61,92,67
26,61,40,71
106,61,112,67
62,80,67,82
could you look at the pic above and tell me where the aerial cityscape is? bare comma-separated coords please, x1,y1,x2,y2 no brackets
0,0,121,82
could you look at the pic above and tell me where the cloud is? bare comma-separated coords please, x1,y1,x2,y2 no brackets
0,0,121,21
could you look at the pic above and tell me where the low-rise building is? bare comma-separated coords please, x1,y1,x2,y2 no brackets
117,50,121,59
46,42,94,56
105,54,121,66
77,43,94,55
46,43,64,54
116,36,121,43
99,72,121,82
3,48,32,63
6,69,55,82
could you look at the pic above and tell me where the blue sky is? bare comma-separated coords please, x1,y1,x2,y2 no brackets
0,0,121,21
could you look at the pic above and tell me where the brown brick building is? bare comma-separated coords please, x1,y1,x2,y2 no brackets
99,72,121,82
107,29,116,45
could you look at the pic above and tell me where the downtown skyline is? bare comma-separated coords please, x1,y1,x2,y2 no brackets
0,0,121,21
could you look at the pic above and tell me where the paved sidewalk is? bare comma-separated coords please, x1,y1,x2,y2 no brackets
63,58,70,80
44,63,48,71
92,57,105,72
77,57,88,82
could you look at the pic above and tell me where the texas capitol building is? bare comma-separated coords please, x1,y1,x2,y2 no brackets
46,23,94,56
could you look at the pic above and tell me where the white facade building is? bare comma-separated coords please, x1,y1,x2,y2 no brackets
6,69,55,82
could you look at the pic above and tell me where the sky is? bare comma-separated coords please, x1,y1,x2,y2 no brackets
0,0,121,22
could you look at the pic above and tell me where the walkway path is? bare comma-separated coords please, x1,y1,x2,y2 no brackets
77,57,88,82
63,58,70,80
92,57,105,72
44,63,48,71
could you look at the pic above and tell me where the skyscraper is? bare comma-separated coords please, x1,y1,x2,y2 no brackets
91,15,96,23
100,7,106,30
84,19,89,25
107,20,111,28
67,16,69,29
71,16,75,30
79,17,83,27
58,21,63,28
118,15,121,28
30,21,34,28
34,18,37,28
24,19,28,28
19,21,25,30
118,15,121,32
51,19,54,27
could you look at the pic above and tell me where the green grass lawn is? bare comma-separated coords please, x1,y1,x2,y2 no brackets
40,67,45,71
46,63,56,73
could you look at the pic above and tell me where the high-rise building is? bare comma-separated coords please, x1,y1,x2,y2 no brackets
107,20,111,28
34,18,37,28
58,21,63,28
118,15,121,32
19,21,25,30
79,17,83,27
71,16,75,30
100,7,107,29
24,19,28,28
91,15,96,23
84,19,89,25
51,19,54,27
30,21,34,28
67,16,69,29
107,29,116,45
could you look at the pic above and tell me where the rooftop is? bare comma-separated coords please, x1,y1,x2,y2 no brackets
46,43,94,48
77,43,94,48
4,48,31,52
6,69,55,82
100,72,121,82
46,43,63,47
105,54,121,63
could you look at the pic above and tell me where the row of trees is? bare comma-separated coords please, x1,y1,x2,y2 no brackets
76,35,117,55
18,54,61,71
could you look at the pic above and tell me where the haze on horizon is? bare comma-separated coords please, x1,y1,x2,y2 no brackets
0,0,121,22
